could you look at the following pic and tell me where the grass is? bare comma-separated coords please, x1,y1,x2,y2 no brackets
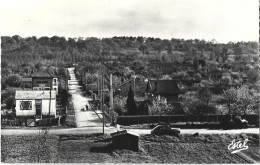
1,133,259,163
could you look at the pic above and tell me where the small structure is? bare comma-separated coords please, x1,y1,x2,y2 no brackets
110,130,139,151
31,70,58,93
15,90,56,120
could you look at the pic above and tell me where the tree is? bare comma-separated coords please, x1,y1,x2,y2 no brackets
125,86,137,115
223,87,238,114
220,47,231,63
138,44,147,54
198,86,211,106
236,86,257,115
180,92,199,114
6,74,21,87
113,97,126,116
247,68,259,84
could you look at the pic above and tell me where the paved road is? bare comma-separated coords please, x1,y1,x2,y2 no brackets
68,68,113,128
1,127,259,136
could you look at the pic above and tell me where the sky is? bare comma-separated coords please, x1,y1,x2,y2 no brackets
0,0,258,43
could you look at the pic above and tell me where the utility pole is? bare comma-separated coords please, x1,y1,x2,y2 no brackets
101,70,105,134
49,88,51,126
109,74,113,124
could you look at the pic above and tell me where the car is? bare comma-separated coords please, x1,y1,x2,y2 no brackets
151,125,180,136
221,115,248,129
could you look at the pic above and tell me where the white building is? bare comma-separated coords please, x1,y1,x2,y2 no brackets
15,90,56,119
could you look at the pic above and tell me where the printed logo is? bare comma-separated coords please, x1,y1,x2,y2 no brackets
228,139,249,154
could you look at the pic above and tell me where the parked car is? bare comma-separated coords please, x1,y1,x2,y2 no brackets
221,115,248,129
151,125,180,136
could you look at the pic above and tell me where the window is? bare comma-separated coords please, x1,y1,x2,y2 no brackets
53,78,58,86
36,81,49,84
20,101,32,110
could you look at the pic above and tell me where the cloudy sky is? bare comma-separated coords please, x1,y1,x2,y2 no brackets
0,0,258,43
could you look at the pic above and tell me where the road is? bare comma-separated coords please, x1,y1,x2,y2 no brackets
68,67,112,128
1,127,259,136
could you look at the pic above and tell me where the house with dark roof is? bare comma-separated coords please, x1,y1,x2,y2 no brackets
15,90,56,119
146,80,181,103
115,76,147,97
31,70,58,93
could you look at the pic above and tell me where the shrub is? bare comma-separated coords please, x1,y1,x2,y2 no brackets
113,96,127,116
6,74,21,87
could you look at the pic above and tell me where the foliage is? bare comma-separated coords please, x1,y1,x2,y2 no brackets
236,86,258,115
189,102,217,115
5,74,21,87
197,86,211,106
223,87,238,114
247,68,259,84
149,97,174,115
113,97,127,116
125,86,137,115
180,92,199,114
2,88,16,109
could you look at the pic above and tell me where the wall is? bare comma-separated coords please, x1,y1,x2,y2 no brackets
53,78,58,93
117,115,259,126
32,78,52,88
16,100,36,116
15,99,56,117
42,99,56,116
21,82,32,88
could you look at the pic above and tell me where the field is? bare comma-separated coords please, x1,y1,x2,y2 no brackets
1,133,259,163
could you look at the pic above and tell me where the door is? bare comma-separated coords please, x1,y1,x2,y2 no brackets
35,99,42,116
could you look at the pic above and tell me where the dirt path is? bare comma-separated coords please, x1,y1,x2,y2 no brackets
68,68,112,128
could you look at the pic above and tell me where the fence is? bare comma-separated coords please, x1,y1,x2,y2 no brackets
116,115,259,126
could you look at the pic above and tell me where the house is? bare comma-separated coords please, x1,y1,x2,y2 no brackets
155,62,176,75
110,130,139,151
146,80,180,103
115,76,147,97
31,71,58,93
15,90,56,119
21,78,32,88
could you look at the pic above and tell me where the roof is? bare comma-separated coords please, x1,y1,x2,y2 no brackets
31,70,54,78
15,90,56,100
21,78,32,82
110,130,139,137
147,80,180,94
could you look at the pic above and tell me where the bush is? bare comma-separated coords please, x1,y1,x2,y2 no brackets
6,74,21,87
189,102,217,115
113,97,126,116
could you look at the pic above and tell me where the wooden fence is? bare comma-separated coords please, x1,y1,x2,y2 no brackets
116,115,259,126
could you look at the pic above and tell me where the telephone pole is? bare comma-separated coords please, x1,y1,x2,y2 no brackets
49,88,51,126
101,70,105,134
109,74,114,125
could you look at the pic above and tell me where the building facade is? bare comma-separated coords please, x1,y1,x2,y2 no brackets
31,71,58,93
15,90,56,119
